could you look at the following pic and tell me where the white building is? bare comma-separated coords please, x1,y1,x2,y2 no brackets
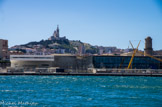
10,55,54,68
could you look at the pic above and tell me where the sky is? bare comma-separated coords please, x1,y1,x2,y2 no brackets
0,0,162,50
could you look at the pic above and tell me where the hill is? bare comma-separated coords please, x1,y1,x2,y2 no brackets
9,26,118,55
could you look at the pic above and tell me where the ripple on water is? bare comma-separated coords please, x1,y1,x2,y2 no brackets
0,76,162,106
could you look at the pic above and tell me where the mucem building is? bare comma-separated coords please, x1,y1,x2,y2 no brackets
93,56,162,69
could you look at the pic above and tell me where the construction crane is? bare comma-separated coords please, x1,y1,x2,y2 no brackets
129,41,162,63
127,40,141,69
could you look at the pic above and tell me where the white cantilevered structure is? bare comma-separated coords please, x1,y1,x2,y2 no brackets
10,55,54,68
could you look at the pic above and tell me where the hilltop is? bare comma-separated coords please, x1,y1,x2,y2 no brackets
10,26,119,55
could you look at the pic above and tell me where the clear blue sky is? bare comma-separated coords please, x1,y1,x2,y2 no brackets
0,0,162,50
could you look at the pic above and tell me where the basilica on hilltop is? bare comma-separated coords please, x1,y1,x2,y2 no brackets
48,25,66,40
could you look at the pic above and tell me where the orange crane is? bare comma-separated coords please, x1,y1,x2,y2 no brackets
127,40,141,69
129,41,162,68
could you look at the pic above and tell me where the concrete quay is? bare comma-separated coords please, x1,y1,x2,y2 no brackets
0,72,162,77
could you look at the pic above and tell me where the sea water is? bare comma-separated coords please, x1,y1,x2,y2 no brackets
0,76,162,107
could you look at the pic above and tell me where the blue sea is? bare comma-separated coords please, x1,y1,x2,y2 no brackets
0,76,162,107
